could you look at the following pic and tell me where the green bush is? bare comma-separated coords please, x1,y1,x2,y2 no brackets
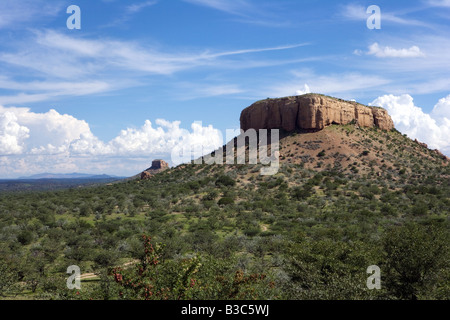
109,235,277,300
17,230,33,245
215,175,236,187
382,223,449,300
218,197,234,206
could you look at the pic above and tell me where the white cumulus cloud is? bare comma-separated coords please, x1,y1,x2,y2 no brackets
0,106,92,155
69,119,223,160
0,111,30,155
0,105,225,177
370,94,450,156
432,95,450,119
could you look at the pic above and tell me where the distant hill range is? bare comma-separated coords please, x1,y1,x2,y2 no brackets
18,173,123,180
0,173,125,192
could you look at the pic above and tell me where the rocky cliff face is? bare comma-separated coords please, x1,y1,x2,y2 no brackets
240,94,394,132
140,159,169,180
148,160,169,171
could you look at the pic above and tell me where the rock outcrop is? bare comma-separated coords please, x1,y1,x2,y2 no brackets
434,149,450,162
148,159,169,171
140,159,169,180
240,94,394,132
414,139,428,149
414,139,449,162
141,171,152,180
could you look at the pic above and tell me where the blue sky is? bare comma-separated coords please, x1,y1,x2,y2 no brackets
0,0,449,178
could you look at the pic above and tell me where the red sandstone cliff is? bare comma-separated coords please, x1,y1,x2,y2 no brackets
240,94,394,132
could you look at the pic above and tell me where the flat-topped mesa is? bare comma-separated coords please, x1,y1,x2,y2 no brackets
240,94,395,132
140,159,169,180
149,159,169,170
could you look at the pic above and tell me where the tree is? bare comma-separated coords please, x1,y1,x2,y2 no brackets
291,185,313,200
282,239,380,300
17,230,33,245
218,197,234,206
203,190,219,201
215,175,236,187
0,260,19,297
22,254,46,293
382,223,449,300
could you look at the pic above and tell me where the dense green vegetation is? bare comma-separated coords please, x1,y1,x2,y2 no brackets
0,177,122,192
0,128,449,300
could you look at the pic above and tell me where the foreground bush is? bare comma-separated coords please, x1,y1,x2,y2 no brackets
109,235,279,300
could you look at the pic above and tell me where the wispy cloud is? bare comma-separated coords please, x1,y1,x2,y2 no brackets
126,1,158,14
0,29,307,105
200,43,309,59
176,83,244,100
0,0,63,29
341,3,434,28
100,0,159,28
367,43,425,58
349,35,450,95
183,0,291,27
182,0,252,17
267,71,391,99
426,0,450,7
1,30,307,77
0,76,112,105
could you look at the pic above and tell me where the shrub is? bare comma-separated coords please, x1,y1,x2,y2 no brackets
317,150,326,157
218,197,234,206
243,226,261,237
382,223,449,300
110,235,277,300
291,185,313,200
215,175,236,187
17,230,33,245
203,190,219,201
